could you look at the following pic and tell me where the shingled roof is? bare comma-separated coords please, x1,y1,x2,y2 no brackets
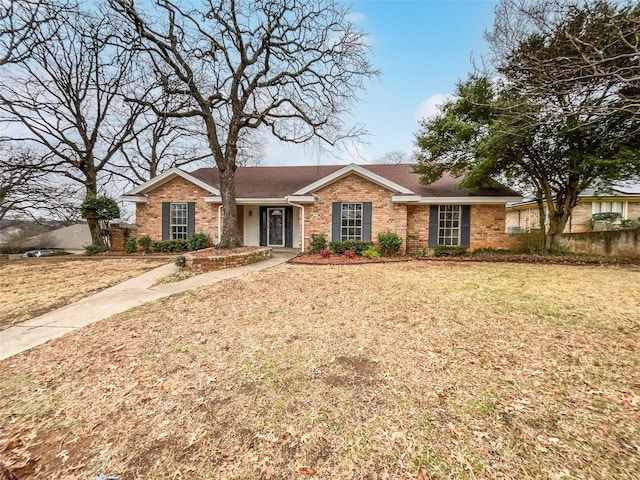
188,163,520,198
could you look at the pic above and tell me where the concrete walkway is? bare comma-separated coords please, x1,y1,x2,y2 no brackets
0,251,297,361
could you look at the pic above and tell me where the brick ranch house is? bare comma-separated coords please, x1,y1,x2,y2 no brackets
506,183,640,234
121,163,522,254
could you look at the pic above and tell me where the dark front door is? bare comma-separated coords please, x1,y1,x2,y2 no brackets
267,208,284,247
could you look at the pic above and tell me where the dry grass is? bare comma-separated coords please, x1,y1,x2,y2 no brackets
1,261,639,479
0,257,169,330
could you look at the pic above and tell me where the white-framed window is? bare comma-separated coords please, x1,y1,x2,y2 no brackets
170,202,188,240
341,203,363,241
438,205,461,246
592,201,624,216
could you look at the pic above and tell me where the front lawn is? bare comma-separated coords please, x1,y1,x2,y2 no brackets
1,262,638,479
0,257,169,331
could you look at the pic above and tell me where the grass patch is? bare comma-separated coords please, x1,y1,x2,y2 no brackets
156,269,196,284
0,257,168,331
0,262,639,478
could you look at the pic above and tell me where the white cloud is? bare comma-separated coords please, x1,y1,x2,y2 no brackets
348,11,367,25
414,93,453,123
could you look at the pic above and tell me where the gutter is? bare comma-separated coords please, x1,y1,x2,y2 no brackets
217,204,223,244
286,197,305,252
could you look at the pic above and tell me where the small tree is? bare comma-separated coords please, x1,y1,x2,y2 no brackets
80,196,120,247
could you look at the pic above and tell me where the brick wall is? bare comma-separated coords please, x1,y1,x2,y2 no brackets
304,174,408,252
136,177,219,241
405,204,514,254
469,204,515,250
109,224,136,251
406,205,430,255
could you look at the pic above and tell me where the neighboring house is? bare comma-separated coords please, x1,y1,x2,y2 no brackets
25,223,92,250
121,163,521,254
506,183,640,233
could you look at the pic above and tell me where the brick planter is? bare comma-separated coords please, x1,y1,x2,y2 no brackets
185,247,272,272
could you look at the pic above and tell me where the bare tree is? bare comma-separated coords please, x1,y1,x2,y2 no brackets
376,150,412,164
0,147,80,223
0,7,145,246
0,0,73,65
109,0,378,247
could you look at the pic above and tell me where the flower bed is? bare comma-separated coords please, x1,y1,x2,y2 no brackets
185,246,271,271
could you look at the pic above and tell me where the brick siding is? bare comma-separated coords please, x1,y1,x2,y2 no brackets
406,204,514,254
136,177,219,241
469,204,515,250
303,174,407,253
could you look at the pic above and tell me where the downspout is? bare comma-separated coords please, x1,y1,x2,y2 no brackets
217,204,223,244
286,198,305,252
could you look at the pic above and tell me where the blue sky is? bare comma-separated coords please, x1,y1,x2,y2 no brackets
265,0,498,166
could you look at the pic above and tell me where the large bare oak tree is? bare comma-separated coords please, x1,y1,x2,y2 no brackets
0,7,144,246
109,0,378,247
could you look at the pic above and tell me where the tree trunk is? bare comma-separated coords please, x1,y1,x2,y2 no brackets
545,211,570,252
83,172,105,248
218,165,242,248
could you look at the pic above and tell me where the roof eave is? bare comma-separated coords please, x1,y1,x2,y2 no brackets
120,195,148,203
293,163,415,195
123,167,221,196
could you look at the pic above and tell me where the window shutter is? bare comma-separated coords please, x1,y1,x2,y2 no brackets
187,202,196,236
285,206,293,248
460,205,471,248
162,202,170,240
259,206,267,246
331,202,341,242
363,202,372,241
428,205,438,247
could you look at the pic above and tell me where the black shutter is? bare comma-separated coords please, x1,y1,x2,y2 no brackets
162,202,170,240
187,202,196,236
285,206,293,248
363,202,372,241
259,206,267,246
460,205,471,248
428,205,438,248
331,202,341,242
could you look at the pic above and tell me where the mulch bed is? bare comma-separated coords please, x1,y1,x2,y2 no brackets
289,253,409,265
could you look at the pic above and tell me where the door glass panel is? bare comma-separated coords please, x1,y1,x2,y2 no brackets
268,208,284,246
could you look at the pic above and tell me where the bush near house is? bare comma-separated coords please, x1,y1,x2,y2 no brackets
187,232,211,251
329,240,374,255
309,233,327,254
377,231,402,256
125,236,138,254
433,245,468,257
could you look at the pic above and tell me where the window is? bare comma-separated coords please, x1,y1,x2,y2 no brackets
331,202,371,242
592,201,624,215
437,205,461,246
341,203,363,241
170,203,188,240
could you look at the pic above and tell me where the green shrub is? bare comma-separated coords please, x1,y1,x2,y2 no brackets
329,240,374,255
138,235,152,253
591,212,621,227
124,236,138,254
433,245,468,257
187,232,211,251
84,245,108,255
151,239,188,253
377,231,403,256
174,255,186,268
309,233,327,254
513,231,545,254
362,247,379,259
621,217,640,229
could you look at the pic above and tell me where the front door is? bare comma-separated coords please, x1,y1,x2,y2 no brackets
267,208,284,247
